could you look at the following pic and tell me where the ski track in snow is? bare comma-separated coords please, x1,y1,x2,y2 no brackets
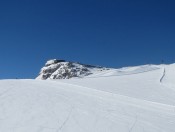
160,68,166,83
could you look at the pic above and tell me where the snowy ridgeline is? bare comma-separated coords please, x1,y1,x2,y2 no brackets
36,59,162,80
36,59,110,80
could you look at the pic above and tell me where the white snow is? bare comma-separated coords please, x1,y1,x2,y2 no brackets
0,63,175,132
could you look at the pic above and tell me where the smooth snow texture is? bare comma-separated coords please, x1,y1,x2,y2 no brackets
0,64,175,132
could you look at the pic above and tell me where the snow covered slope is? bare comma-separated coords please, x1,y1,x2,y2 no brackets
0,63,175,132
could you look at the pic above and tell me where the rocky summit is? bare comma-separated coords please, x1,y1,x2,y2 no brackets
36,59,109,80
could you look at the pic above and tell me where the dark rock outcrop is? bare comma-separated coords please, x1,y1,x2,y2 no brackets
36,59,108,80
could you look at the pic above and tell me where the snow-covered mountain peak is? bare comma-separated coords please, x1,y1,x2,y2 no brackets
36,59,109,80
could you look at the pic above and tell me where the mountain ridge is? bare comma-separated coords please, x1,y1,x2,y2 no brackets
36,59,110,80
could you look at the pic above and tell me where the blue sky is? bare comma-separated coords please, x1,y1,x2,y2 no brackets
0,0,175,79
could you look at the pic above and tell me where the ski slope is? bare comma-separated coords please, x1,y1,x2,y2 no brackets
0,64,175,132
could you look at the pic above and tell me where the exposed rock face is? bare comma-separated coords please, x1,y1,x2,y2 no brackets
36,59,108,80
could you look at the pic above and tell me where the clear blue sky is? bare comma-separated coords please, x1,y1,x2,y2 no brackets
0,0,175,79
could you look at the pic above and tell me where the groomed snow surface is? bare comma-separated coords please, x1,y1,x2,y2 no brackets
0,64,175,132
